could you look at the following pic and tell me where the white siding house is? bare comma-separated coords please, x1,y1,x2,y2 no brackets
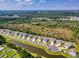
49,38,56,45
67,49,76,57
37,37,42,43
48,45,59,52
26,35,32,40
31,36,38,42
55,40,64,47
42,37,49,45
22,33,28,39
64,42,74,49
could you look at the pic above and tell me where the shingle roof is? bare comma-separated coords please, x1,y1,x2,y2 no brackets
64,42,73,48
48,45,59,52
49,38,56,42
20,33,28,37
43,37,49,42
56,40,63,44
67,49,76,57
31,36,37,40
9,31,13,34
15,32,20,35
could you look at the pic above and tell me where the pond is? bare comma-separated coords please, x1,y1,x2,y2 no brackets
10,40,65,58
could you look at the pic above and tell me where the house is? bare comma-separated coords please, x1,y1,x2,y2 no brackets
7,31,12,35
3,31,7,34
64,42,74,49
6,31,9,35
2,30,6,33
10,32,15,36
61,49,67,53
27,37,30,40
17,33,28,39
31,36,38,42
17,33,22,38
55,39,64,47
0,30,3,34
49,38,56,45
26,35,32,40
21,33,28,39
42,37,49,45
37,37,42,43
14,32,20,37
4,30,10,35
48,45,59,52
69,16,79,21
67,49,76,57
9,31,15,36
1,30,5,34
18,33,24,38
0,29,6,34
58,47,66,51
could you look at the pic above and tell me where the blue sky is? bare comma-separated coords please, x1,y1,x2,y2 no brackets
0,0,79,10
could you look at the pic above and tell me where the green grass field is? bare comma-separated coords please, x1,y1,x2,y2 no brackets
0,45,21,58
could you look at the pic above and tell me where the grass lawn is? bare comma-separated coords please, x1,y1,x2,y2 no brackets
13,53,21,58
3,50,16,58
0,47,10,56
0,45,21,58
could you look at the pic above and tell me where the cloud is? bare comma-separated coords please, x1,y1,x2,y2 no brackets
16,0,21,2
26,0,32,2
0,0,79,10
0,0,34,10
16,0,33,7
39,0,46,3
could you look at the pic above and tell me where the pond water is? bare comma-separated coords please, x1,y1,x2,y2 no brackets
10,40,65,58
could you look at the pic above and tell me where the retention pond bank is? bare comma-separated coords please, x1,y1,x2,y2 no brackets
10,40,65,58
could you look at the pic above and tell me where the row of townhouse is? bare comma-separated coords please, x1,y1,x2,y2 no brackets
0,29,77,57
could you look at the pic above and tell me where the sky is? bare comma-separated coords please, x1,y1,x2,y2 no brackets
0,0,79,10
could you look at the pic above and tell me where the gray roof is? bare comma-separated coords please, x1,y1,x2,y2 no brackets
15,32,20,36
8,31,14,34
28,34,32,36
56,40,64,44
64,42,73,48
37,37,42,41
43,37,49,42
31,36,37,40
48,45,59,52
67,49,76,57
49,38,56,42
19,33,28,37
